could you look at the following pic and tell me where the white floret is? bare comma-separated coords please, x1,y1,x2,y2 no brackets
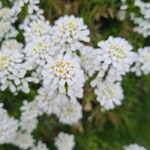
91,79,124,110
131,0,150,37
30,141,49,150
97,36,136,82
0,103,19,144
21,19,51,42
42,54,85,100
36,87,59,115
80,46,100,77
55,132,75,150
124,143,147,150
13,132,35,150
55,96,82,125
1,39,23,52
131,47,150,76
53,15,90,52
20,100,39,121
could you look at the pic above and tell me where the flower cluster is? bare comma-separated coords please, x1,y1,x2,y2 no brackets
96,36,136,82
131,47,150,76
42,54,85,100
81,37,135,110
0,3,18,40
91,80,124,110
117,0,128,21
0,0,149,149
118,0,150,37
0,41,37,94
53,15,90,53
0,104,19,144
124,143,147,150
54,132,75,150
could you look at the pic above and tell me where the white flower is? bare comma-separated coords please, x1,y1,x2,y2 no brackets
124,143,147,150
20,100,39,120
36,87,59,115
55,132,75,150
56,96,82,125
42,54,85,100
21,18,51,42
13,132,35,150
30,141,49,150
80,46,100,77
1,39,23,52
130,0,150,37
53,15,90,52
91,79,124,110
24,37,57,66
0,4,18,40
21,19,51,43
131,47,150,76
97,36,135,81
0,21,12,41
0,6,10,20
20,118,38,133
0,50,31,94
131,15,150,38
134,0,150,19
117,0,128,21
9,0,43,23
0,104,19,144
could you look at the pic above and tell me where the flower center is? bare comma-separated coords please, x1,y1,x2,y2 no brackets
109,45,126,59
32,42,50,54
144,54,150,62
51,59,74,79
0,8,9,18
103,87,115,99
67,21,77,31
60,21,77,32
0,54,10,71
63,105,74,116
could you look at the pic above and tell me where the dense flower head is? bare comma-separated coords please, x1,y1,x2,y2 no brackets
134,0,150,19
0,21,12,41
36,87,59,115
131,47,150,76
91,79,124,110
124,143,147,150
30,141,49,150
53,15,90,51
131,0,150,37
21,18,51,42
20,100,39,134
42,54,85,100
0,49,32,93
56,96,82,125
13,132,35,150
0,3,18,40
0,103,19,144
1,39,23,52
20,118,38,134
55,132,75,150
97,36,135,81
80,46,100,77
24,37,58,67
20,100,39,120
0,7,10,20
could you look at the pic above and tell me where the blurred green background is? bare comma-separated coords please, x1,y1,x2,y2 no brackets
0,0,150,149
